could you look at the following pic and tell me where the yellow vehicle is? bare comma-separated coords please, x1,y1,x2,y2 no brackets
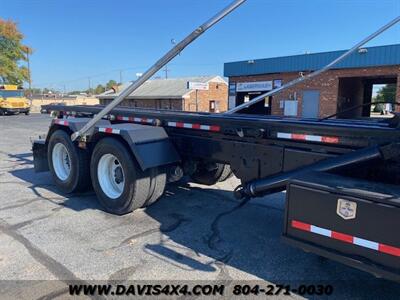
0,84,30,115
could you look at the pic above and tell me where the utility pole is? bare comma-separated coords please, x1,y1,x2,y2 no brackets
25,47,32,102
163,38,176,79
195,89,198,112
88,77,91,95
163,65,170,79
119,70,123,84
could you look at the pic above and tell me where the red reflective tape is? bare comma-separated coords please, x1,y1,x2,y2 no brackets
176,122,184,128
291,220,311,232
379,244,400,257
322,136,339,144
210,125,221,132
116,116,123,120
141,118,147,123
55,120,69,126
331,231,353,244
105,128,113,134
192,124,201,129
292,134,306,140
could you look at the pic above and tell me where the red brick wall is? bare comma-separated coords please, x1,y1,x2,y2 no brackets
183,82,228,112
99,81,228,113
230,65,400,118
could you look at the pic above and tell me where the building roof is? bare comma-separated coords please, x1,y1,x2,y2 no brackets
224,44,400,77
98,76,226,99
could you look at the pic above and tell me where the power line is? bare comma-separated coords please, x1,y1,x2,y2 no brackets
33,61,225,88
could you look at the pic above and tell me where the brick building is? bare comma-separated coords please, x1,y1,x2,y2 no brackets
98,76,228,113
224,44,400,118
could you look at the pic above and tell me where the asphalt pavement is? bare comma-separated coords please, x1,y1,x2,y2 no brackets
0,113,399,299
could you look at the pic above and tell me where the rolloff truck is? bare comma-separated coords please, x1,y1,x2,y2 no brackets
32,1,400,282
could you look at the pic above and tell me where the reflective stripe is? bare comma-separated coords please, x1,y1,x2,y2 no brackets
310,225,331,237
115,116,220,132
306,135,322,142
354,237,379,250
167,122,220,132
277,132,339,144
54,119,69,126
98,127,120,134
116,115,153,124
291,220,400,257
277,132,291,139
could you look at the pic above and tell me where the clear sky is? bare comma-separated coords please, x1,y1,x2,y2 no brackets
2,0,399,91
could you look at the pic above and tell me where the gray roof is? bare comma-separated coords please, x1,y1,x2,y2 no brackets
224,44,400,77
98,76,226,99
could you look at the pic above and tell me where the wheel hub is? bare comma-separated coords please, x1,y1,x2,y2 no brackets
52,143,71,181
114,166,124,184
97,154,125,199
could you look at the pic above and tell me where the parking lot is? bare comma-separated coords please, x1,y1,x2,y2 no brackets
1,113,400,298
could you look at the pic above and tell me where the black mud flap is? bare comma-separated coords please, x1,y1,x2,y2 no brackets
94,123,180,171
32,139,49,172
283,171,400,282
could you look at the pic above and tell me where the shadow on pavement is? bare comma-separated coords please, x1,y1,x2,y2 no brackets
8,153,400,298
10,166,100,212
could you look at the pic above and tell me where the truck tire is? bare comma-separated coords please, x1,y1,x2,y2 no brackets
48,129,91,193
90,137,151,215
217,164,233,182
190,163,233,185
144,167,167,207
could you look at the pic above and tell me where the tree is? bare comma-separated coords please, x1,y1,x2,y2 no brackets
94,84,105,95
0,19,32,84
376,84,396,104
106,80,118,90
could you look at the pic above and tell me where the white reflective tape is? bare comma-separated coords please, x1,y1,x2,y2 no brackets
353,237,379,250
277,132,292,139
98,128,120,134
147,118,154,123
55,120,68,126
183,123,192,128
168,122,177,127
200,125,210,130
305,135,322,142
310,225,332,237
134,117,141,122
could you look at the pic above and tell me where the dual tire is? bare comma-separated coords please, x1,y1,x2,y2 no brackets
90,137,166,215
190,162,233,185
48,132,166,215
48,130,91,193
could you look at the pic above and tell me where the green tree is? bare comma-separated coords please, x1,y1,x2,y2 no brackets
106,80,118,90
376,84,396,104
94,84,105,95
0,19,32,84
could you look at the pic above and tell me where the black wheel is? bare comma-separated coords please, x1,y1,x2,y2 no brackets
25,111,30,115
190,163,233,185
48,129,91,193
0,110,4,116
144,167,166,207
90,137,151,215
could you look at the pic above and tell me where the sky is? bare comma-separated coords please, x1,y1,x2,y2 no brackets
2,0,400,91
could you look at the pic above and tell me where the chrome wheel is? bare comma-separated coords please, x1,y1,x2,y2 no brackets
97,154,125,199
51,143,71,181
